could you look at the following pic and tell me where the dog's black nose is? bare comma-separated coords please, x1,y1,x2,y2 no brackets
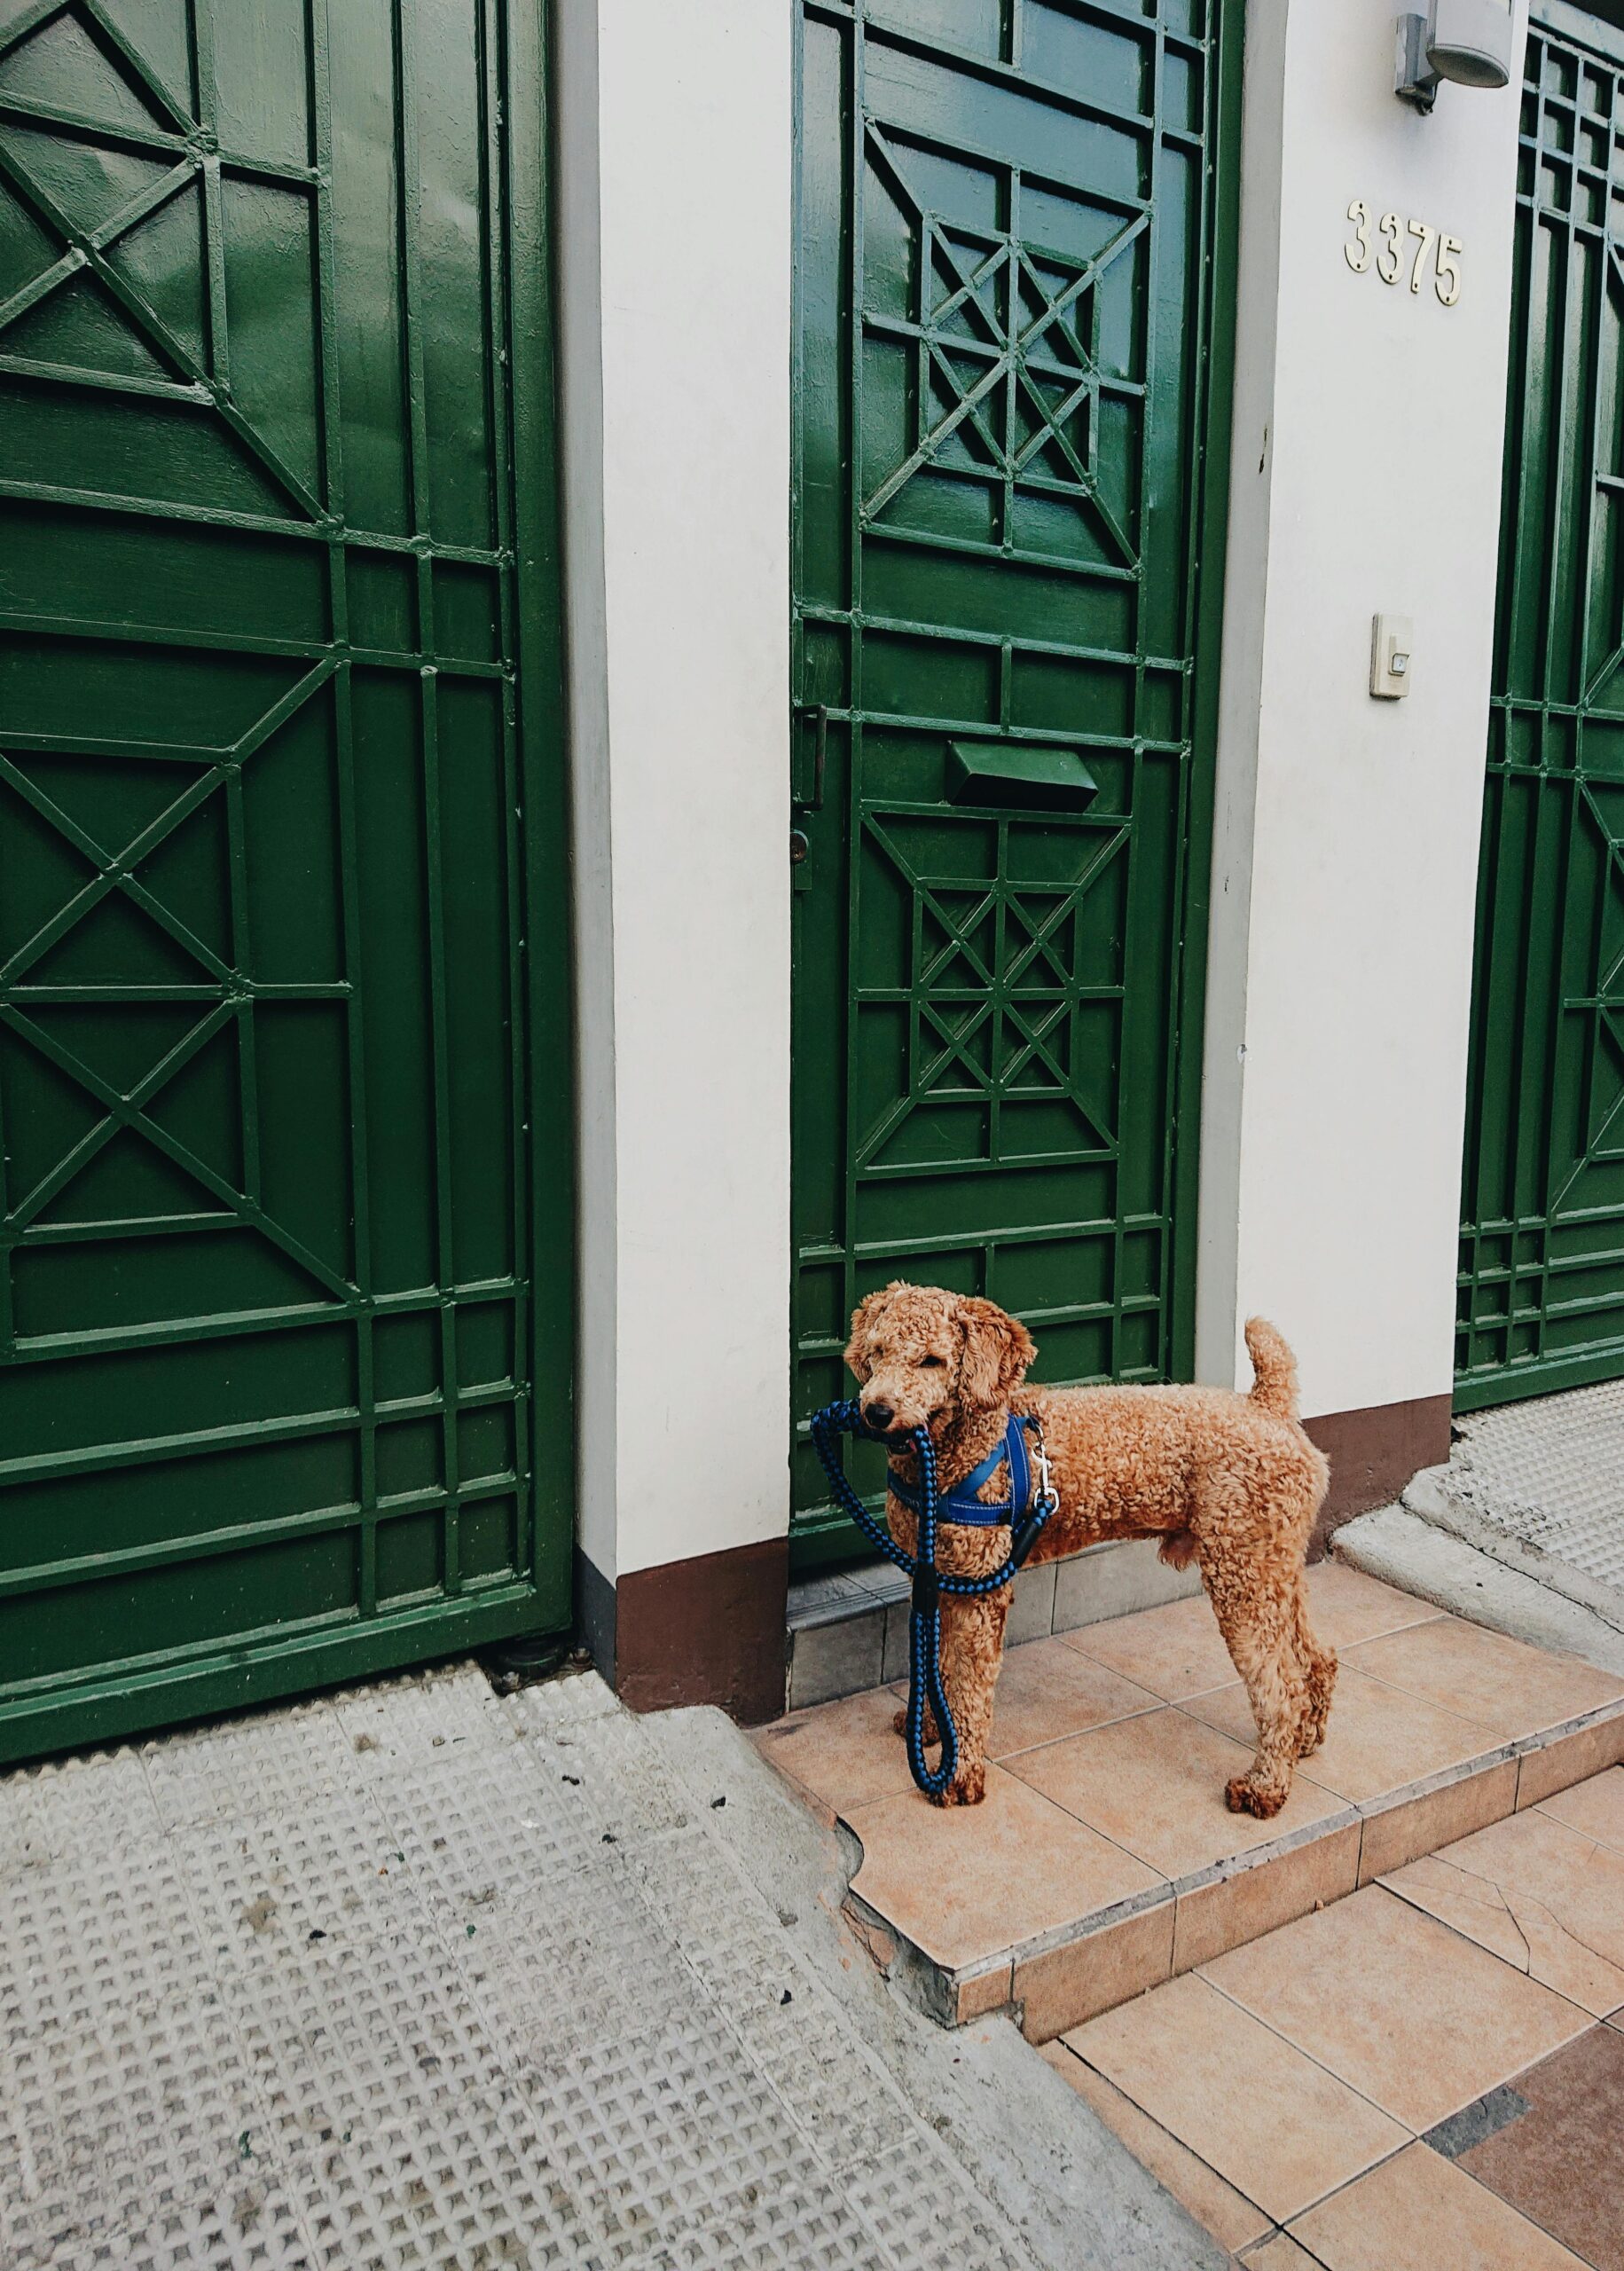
864,1401,895,1433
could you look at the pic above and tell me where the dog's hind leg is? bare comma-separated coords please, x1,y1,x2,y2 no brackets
1199,1535,1306,1819
1292,1570,1338,1756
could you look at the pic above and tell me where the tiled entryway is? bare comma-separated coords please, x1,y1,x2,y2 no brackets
1042,1767,1624,2267
755,1564,1624,2037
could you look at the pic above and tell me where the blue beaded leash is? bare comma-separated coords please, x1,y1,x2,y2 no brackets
808,1399,1058,1799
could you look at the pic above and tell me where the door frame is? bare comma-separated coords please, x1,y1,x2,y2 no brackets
786,0,1246,1563
509,0,576,1642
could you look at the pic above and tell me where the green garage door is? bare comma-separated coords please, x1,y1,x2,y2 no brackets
0,0,571,1762
1458,3,1624,1407
790,0,1240,1559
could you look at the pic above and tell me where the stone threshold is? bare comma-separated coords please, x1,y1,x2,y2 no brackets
788,1535,1203,1710
846,1694,1624,2043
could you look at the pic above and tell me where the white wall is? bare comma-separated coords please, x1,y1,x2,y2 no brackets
1200,0,1528,1421
558,0,794,1579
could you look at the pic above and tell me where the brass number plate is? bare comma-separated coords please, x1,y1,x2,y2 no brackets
1345,199,1462,305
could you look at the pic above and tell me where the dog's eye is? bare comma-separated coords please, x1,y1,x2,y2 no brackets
920,1354,945,1368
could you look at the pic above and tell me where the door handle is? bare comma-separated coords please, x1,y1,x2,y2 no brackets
793,703,828,813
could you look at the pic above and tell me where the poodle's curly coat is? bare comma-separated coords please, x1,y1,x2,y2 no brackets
845,1284,1336,1819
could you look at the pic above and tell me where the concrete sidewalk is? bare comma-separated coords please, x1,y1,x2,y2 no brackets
1335,1386,1624,1683
1408,1383,1624,1628
0,1660,1217,2271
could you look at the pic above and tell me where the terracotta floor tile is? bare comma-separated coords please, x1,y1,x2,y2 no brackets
1539,1765,1624,1855
1201,1884,1590,2132
1063,1971,1408,2223
1518,1714,1624,1809
1016,1898,1173,2040
1454,2024,1624,2271
1172,1822,1361,1974
1384,1805,1624,2017
1059,1568,1443,1713
1346,1619,1624,1741
1290,2141,1588,2269
1303,1561,1446,1646
1187,1665,1502,1804
1062,1593,1239,1701
1358,1759,1518,1883
1039,2038,1272,2251
752,1687,917,1813
1242,2238,1322,2270
1007,1705,1347,1879
982,1638,1162,1757
844,1764,1162,1972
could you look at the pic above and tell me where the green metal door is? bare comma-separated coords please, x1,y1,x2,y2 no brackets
1458,2,1624,1408
791,0,1240,1560
0,0,571,1762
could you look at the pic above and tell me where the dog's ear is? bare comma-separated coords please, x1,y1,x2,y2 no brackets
843,1287,890,1384
955,1297,1035,1410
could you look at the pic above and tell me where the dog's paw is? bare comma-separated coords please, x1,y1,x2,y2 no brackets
934,1764,986,1807
1225,1773,1286,1819
893,1705,941,1746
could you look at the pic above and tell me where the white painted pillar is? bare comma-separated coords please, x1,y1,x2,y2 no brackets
1200,0,1527,1450
556,0,793,1617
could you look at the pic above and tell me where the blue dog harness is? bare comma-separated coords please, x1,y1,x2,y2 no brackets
808,1403,1059,1798
886,1413,1042,1531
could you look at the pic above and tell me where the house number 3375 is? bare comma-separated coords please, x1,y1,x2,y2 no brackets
1345,200,1462,305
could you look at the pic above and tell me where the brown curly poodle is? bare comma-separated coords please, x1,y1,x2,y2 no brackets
845,1284,1337,1819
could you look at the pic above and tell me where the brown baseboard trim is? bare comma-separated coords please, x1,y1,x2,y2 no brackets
604,1536,788,1725
1304,1393,1453,1555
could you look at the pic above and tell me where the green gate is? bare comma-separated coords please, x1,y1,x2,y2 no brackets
1458,1,1624,1408
0,0,571,1762
790,0,1240,1559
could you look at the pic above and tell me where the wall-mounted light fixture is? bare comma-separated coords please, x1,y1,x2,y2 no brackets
1395,0,1512,113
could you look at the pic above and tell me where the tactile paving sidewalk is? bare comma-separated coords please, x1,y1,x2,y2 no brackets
0,1664,1033,2271
1439,1380,1624,1608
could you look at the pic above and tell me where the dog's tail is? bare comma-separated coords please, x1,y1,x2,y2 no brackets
1244,1316,1299,1422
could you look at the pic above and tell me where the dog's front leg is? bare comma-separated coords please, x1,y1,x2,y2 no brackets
933,1580,1010,1805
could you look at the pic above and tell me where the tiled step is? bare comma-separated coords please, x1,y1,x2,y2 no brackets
786,1535,1203,1710
1040,1769,1624,2265
756,1563,1624,2044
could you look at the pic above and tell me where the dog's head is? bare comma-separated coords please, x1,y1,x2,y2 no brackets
843,1282,1035,1443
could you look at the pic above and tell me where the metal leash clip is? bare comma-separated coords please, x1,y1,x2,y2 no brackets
1028,1413,1059,1516
1008,1411,1059,1570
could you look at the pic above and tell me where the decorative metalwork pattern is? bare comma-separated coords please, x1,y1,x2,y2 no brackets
856,814,1125,1173
1458,8,1624,1407
0,0,570,1760
789,0,1237,1557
